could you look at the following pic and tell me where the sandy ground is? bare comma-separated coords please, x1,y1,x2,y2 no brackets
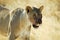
0,0,60,40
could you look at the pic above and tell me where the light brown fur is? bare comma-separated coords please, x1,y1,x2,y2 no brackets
0,6,10,36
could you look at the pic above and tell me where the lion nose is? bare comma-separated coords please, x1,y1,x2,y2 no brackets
38,19,42,24
37,19,42,24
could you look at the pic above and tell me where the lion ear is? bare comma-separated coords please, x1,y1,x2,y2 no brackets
26,6,32,13
39,6,44,12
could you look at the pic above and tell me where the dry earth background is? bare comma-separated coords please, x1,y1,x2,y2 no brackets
0,0,60,40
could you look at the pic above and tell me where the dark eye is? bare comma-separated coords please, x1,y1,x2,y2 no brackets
33,14,36,18
26,9,30,13
27,9,29,13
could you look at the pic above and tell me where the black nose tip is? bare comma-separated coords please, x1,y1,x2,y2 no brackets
37,19,42,24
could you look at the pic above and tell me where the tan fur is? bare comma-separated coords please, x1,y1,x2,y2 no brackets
9,8,30,40
0,6,10,36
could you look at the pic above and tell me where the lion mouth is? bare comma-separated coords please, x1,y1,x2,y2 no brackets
33,24,39,28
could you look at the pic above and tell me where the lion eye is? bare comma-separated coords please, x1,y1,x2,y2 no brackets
33,14,36,17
